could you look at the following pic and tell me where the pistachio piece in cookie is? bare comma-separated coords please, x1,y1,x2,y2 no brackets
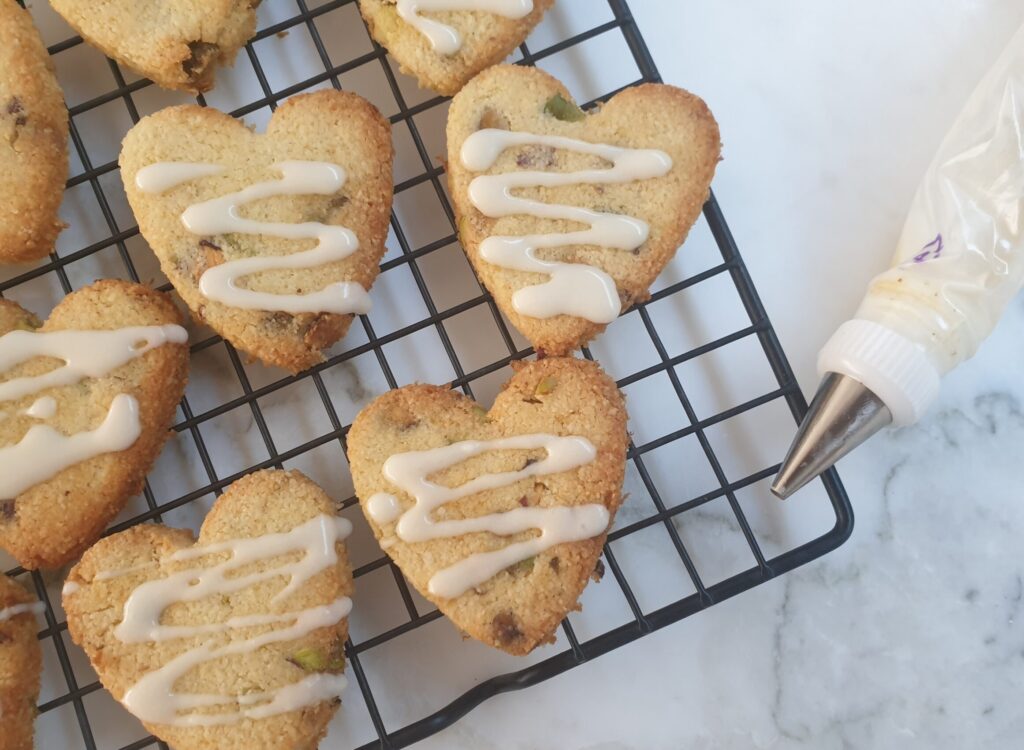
0,280,190,569
358,0,554,95
49,0,259,93
0,0,69,264
447,64,721,355
0,574,42,750
121,91,394,373
348,357,628,655
64,469,354,750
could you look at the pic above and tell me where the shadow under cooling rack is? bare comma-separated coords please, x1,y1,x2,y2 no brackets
2,0,853,748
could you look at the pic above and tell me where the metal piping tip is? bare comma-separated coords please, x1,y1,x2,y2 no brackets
771,372,892,499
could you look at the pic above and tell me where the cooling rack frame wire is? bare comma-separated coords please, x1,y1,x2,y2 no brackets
2,0,854,748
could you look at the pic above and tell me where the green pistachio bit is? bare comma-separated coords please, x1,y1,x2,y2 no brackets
544,93,585,122
511,556,536,575
534,376,557,396
472,405,488,420
14,319,39,331
288,647,327,672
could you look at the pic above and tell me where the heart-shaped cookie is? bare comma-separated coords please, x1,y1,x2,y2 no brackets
64,469,354,750
49,0,258,93
348,357,627,654
447,64,721,356
0,574,42,750
358,0,554,96
0,280,189,569
0,0,69,263
121,91,394,373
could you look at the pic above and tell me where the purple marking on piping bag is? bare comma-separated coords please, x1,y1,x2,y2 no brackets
913,233,944,263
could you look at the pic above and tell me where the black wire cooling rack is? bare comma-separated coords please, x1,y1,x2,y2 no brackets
2,1,854,748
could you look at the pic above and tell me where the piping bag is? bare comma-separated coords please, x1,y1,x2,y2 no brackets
772,24,1024,499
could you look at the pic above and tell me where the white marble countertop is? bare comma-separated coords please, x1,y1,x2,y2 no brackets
420,1,1024,748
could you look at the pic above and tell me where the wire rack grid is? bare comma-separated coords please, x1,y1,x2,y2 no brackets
1,0,853,748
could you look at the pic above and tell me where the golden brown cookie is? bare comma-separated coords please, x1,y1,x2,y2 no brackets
0,0,69,264
121,91,394,373
447,64,721,356
49,0,259,93
359,0,553,96
348,357,627,654
0,574,42,750
0,280,190,569
64,469,354,750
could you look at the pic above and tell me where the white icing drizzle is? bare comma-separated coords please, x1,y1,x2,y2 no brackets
137,161,371,316
62,581,80,597
123,600,351,727
135,163,225,193
0,601,44,622
461,129,673,323
396,0,533,55
0,395,141,499
372,434,609,598
114,515,352,642
98,515,353,727
23,396,57,419
0,324,187,404
366,492,403,524
0,325,185,498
